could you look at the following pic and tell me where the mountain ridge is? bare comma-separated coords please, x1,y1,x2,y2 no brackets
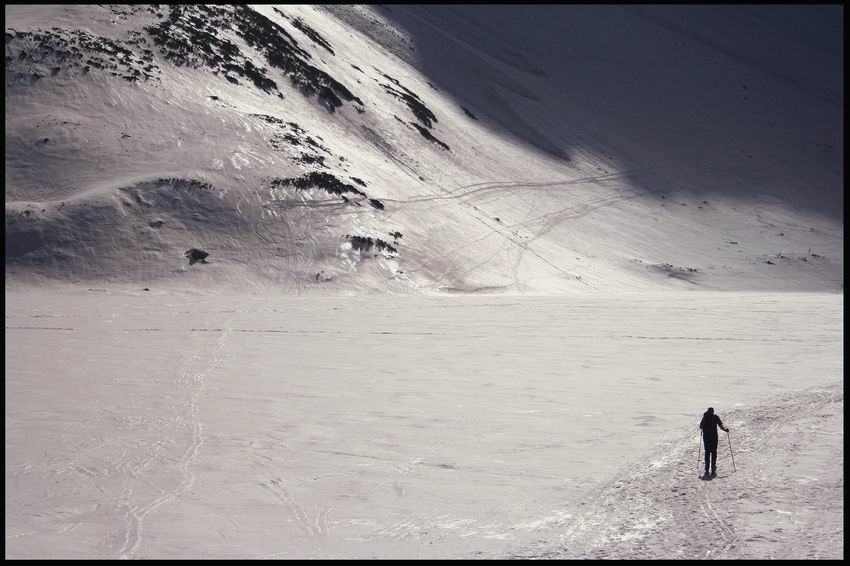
5,5,843,293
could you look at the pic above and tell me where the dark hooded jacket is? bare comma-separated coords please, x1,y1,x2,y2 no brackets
700,410,724,444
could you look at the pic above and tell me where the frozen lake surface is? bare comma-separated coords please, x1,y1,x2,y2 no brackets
4,290,843,559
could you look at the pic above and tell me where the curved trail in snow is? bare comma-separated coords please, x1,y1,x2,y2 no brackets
500,381,843,560
115,312,245,560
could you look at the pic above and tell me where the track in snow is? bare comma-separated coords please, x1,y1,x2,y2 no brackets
501,381,843,560
115,312,244,559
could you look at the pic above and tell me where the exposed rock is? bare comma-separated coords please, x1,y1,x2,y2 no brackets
145,5,362,111
185,248,209,265
348,235,397,254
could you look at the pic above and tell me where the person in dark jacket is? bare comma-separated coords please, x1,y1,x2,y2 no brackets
700,407,729,477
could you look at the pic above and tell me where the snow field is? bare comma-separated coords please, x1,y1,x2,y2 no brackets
4,290,842,559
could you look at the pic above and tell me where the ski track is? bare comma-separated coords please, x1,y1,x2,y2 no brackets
259,478,331,538
402,177,603,289
499,382,843,560
114,313,243,559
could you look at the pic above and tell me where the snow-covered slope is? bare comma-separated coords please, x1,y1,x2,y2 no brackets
4,5,843,292
504,382,843,560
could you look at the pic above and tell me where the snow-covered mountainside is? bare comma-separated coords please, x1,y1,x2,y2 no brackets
4,5,843,293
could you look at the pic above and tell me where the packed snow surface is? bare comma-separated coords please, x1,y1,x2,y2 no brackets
5,290,842,559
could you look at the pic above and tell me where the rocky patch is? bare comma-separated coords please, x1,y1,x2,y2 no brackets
290,16,335,56
269,172,367,200
762,251,826,265
347,235,397,254
373,70,450,150
5,27,160,84
154,178,215,192
267,172,387,211
649,262,701,283
145,6,362,112
184,248,209,265
251,114,335,167
105,5,165,20
377,70,437,127
410,123,451,151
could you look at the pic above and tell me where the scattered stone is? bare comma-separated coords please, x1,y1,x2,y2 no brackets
145,6,362,111
7,28,160,83
185,248,209,265
290,16,335,55
410,122,450,151
271,172,366,198
348,235,397,254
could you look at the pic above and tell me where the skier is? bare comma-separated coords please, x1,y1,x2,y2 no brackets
700,407,729,478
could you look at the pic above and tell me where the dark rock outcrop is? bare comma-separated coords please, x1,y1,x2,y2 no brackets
185,248,209,265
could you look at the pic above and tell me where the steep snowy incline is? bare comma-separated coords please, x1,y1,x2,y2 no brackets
5,5,843,292
353,5,843,217
503,382,843,560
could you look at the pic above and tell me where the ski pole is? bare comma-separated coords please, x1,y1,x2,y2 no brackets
727,430,736,472
697,429,702,471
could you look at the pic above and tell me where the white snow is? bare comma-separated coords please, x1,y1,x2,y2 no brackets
4,290,843,559
4,4,844,560
4,5,843,293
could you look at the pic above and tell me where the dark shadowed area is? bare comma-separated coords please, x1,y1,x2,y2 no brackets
369,5,843,219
